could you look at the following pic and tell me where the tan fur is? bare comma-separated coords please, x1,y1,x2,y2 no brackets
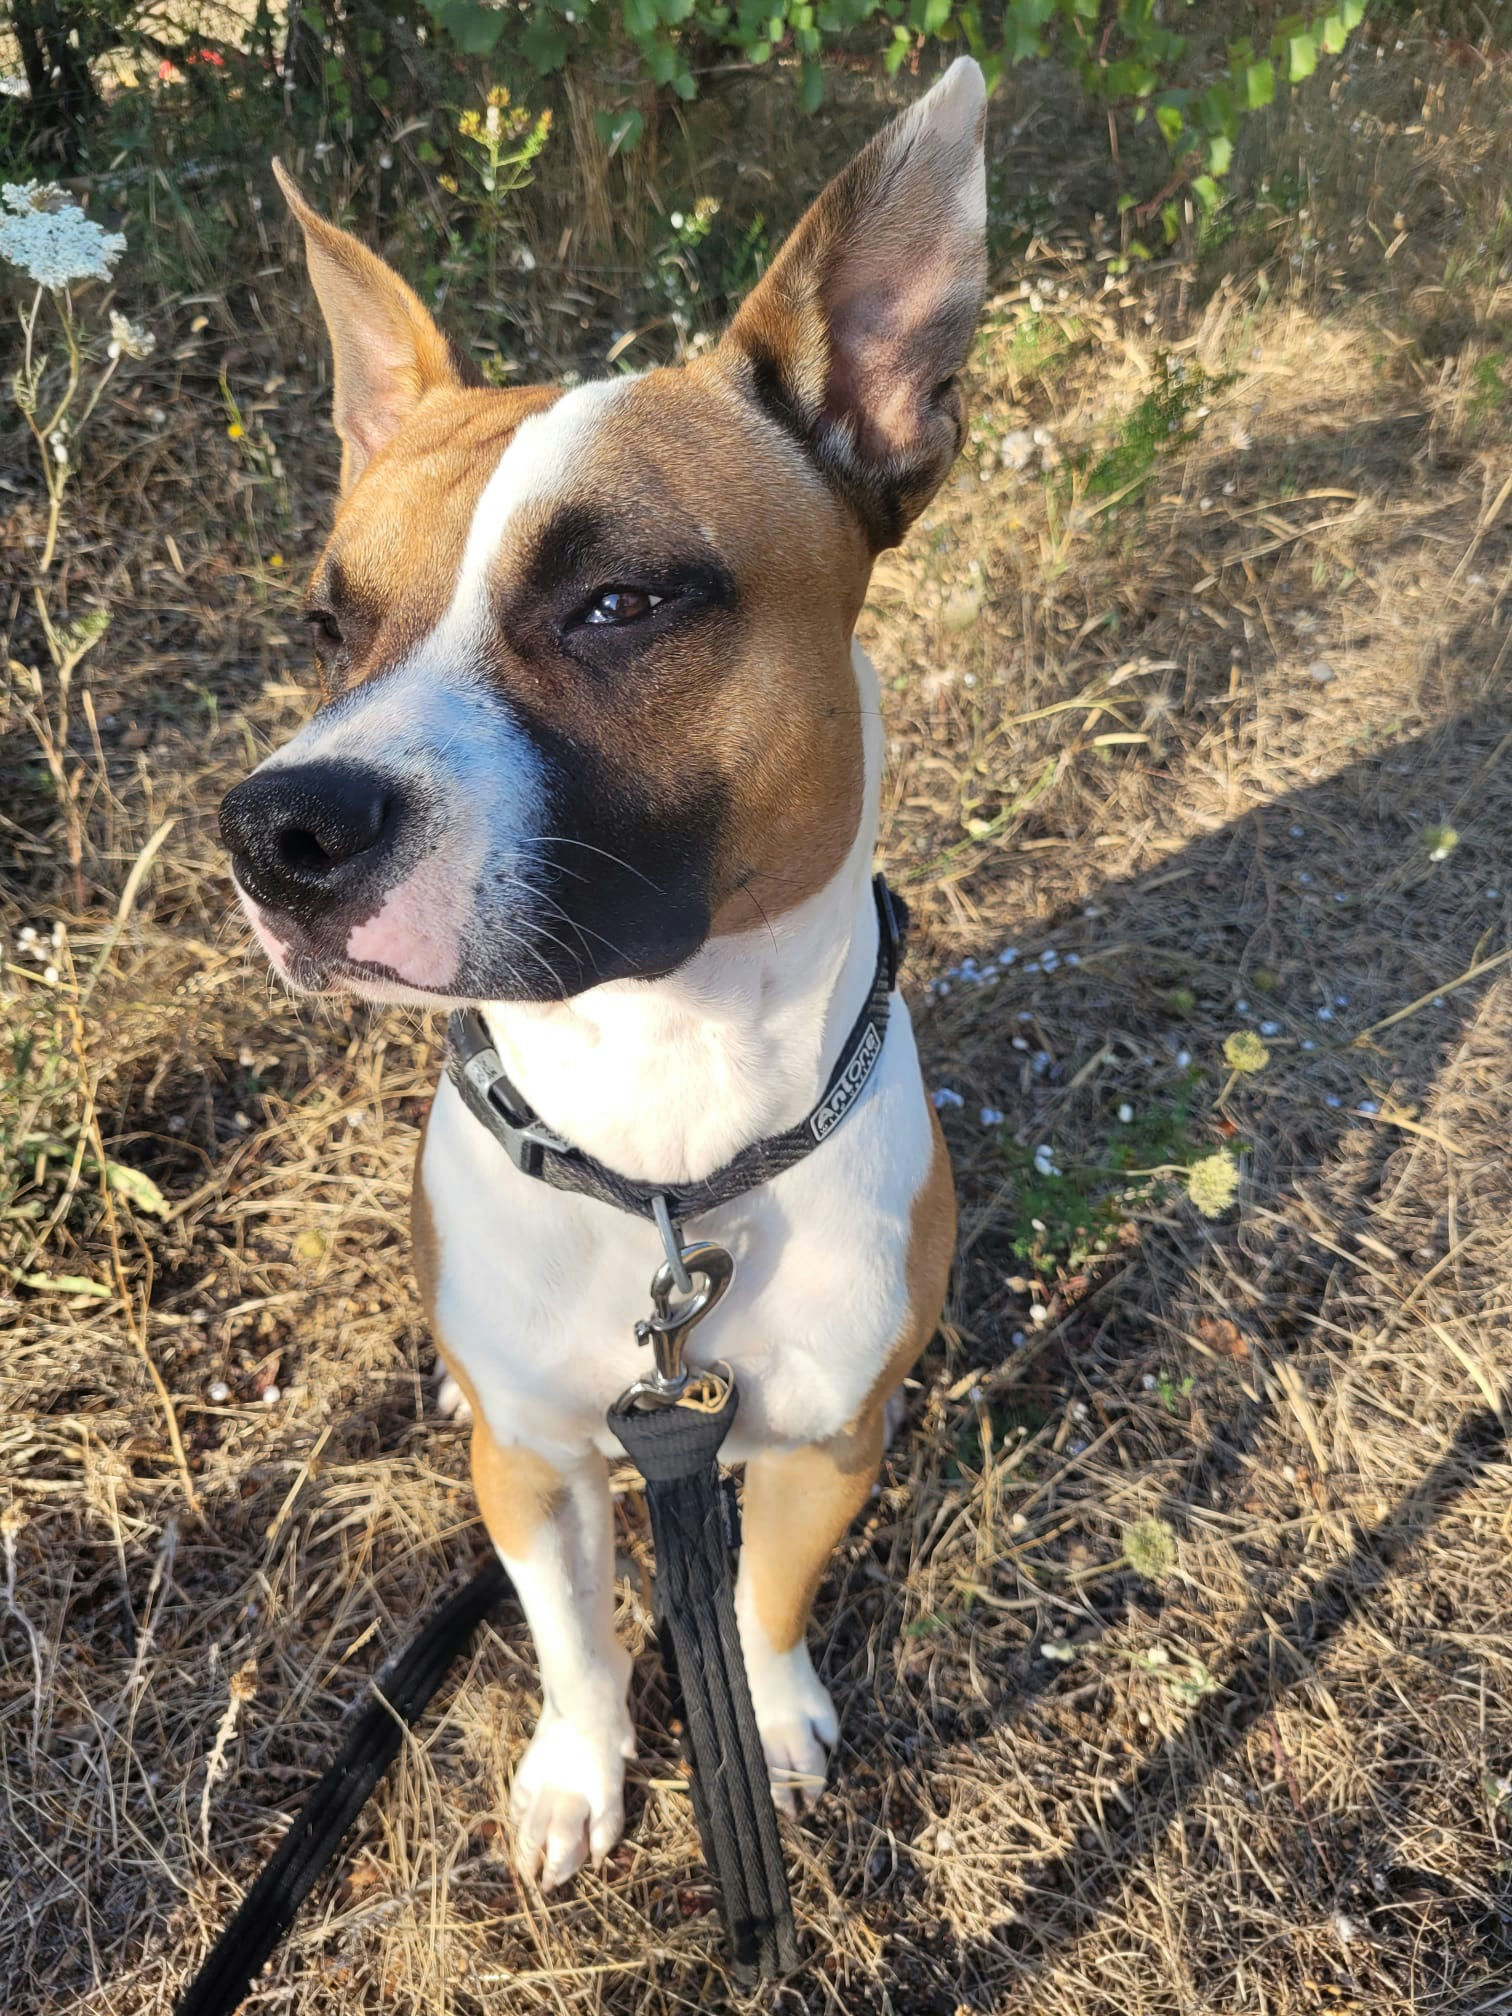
413,1120,563,1557
274,159,475,492
743,1100,955,1652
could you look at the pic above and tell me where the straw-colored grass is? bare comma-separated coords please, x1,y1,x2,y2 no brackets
6,27,1512,2015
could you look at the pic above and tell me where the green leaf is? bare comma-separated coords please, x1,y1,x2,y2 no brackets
1242,58,1274,109
105,1161,170,1217
671,65,697,98
1161,199,1180,243
1155,101,1183,146
594,105,644,155
1192,173,1222,213
883,25,909,71
1287,29,1317,82
800,60,825,112
299,4,326,28
921,0,950,34
437,0,505,52
521,9,569,68
1206,132,1232,176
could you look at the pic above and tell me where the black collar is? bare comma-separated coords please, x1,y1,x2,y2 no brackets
445,874,907,1226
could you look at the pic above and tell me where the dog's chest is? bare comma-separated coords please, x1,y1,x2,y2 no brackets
420,1005,935,1462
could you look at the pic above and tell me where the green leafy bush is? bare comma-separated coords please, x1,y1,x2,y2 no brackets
424,0,1368,209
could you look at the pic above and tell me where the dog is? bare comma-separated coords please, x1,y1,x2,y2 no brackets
221,59,984,1891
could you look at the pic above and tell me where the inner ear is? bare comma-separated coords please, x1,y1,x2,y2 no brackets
273,158,474,491
721,58,987,549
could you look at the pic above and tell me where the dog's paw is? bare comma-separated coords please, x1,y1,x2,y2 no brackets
509,1708,635,1889
434,1369,471,1422
745,1642,837,1815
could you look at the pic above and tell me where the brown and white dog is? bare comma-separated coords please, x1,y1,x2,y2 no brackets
222,61,984,1890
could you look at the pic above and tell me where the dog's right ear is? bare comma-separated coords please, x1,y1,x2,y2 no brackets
272,159,471,492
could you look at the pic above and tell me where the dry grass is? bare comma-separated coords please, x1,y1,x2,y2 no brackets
7,27,1512,2016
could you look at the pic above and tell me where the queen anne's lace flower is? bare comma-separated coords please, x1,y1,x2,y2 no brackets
0,182,125,289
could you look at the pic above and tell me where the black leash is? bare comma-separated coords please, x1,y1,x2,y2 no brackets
177,1557,509,2016
610,1372,801,1982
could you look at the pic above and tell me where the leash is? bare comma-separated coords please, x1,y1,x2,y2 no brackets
177,1557,509,2016
181,877,905,2004
608,1241,802,1982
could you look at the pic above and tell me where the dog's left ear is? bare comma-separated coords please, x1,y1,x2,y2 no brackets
272,158,474,492
721,56,987,549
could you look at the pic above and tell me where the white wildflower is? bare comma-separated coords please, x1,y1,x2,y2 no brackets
107,310,154,360
0,182,125,288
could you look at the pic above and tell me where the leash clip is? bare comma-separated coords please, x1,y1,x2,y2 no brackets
621,1238,734,1411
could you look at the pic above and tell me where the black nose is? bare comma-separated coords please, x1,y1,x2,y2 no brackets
220,761,404,919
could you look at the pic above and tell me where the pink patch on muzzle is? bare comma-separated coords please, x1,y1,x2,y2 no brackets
345,856,465,990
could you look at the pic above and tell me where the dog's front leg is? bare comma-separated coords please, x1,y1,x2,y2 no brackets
471,1424,634,1887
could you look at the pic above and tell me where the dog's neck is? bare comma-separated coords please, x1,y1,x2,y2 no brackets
479,645,884,1188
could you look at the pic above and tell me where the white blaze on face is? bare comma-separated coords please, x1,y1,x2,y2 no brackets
241,379,634,998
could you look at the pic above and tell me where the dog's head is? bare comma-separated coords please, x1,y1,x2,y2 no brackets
221,60,987,1005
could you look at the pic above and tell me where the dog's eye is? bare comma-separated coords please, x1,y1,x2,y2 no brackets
583,587,663,626
305,608,344,651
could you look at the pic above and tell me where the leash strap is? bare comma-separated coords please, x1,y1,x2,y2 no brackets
608,1382,801,1982
176,1558,509,2016
447,874,908,1225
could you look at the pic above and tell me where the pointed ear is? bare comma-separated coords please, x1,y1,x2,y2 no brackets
272,158,474,491
722,57,987,549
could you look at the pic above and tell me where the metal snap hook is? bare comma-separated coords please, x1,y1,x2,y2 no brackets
633,1240,734,1399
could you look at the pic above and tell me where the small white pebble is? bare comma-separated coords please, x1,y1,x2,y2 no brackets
233,1111,251,1131
168,1115,186,1133
1358,1099,1379,1116
999,947,1018,965
1142,1374,1157,1391
1317,1007,1333,1023
980,1107,1005,1127
1259,1020,1281,1037
1333,994,1349,1009
1011,1330,1026,1348
1298,870,1314,886
1235,999,1250,1014
1117,1103,1133,1124
1301,1038,1317,1052
261,1385,281,1406
1176,1050,1191,1068
43,965,58,984
208,1380,230,1404
932,1087,965,1110
1326,1094,1342,1108
1065,952,1080,967
1289,824,1304,838
1029,1302,1048,1324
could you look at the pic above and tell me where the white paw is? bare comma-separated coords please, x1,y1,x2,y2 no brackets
435,1370,471,1421
509,1707,635,1889
745,1641,837,1815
